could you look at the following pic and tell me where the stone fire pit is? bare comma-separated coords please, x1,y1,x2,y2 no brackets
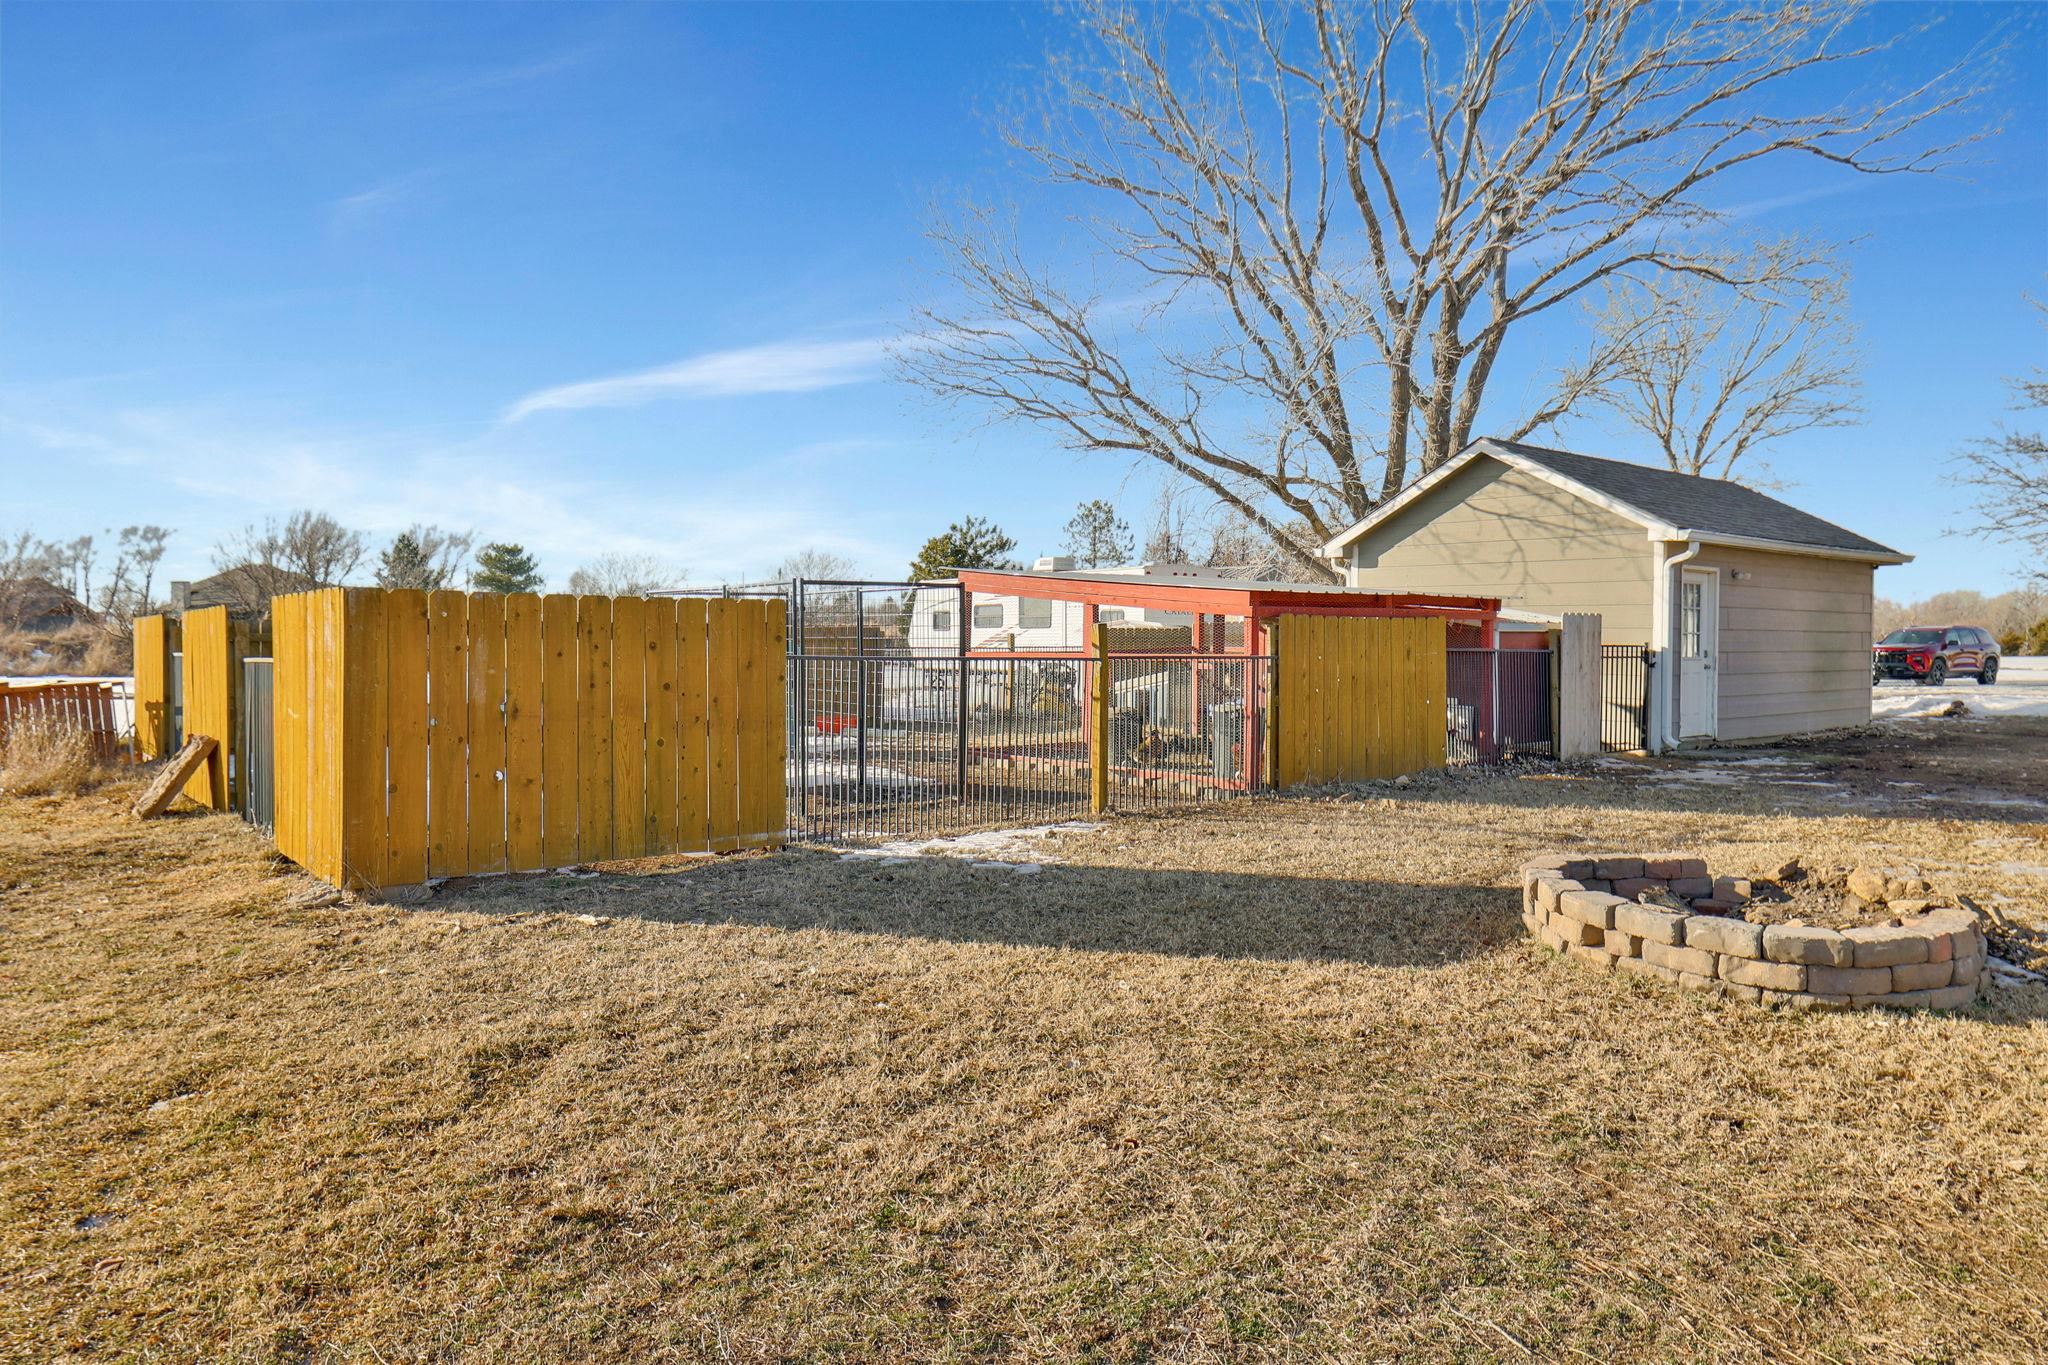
1521,853,1989,1011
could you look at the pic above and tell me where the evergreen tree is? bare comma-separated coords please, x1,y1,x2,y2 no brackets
375,525,472,591
1061,499,1133,567
907,517,1019,581
471,542,543,594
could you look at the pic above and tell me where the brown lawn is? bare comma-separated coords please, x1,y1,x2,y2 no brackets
3,752,2046,1363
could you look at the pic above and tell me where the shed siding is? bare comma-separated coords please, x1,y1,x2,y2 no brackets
1343,459,1654,643
1688,545,1875,741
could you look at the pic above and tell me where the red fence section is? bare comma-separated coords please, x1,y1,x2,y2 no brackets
0,680,124,761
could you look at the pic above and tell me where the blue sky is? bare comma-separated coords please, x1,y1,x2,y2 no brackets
1,1,2043,600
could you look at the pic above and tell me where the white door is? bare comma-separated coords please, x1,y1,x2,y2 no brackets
1678,568,1718,738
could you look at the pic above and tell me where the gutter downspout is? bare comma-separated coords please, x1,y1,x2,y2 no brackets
1657,538,1703,753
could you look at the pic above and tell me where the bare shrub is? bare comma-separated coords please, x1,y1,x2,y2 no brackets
0,713,102,795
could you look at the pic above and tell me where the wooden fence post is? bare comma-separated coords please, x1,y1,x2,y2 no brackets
1090,622,1111,815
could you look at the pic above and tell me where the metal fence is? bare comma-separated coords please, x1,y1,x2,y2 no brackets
1600,645,1655,752
167,650,186,752
1446,649,1555,764
788,652,1271,843
238,657,274,831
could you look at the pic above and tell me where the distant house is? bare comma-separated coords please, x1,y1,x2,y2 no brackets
170,566,317,616
0,576,94,634
1321,438,1910,747
911,556,1297,652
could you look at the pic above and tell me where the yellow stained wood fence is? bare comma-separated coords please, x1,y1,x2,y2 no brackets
1270,615,1447,785
272,587,786,890
132,613,177,761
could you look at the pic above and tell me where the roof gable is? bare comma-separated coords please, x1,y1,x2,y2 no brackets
1323,439,1909,565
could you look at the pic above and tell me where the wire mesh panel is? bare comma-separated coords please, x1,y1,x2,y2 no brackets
787,652,1272,843
1100,654,1268,811
1600,645,1655,752
1446,649,1555,764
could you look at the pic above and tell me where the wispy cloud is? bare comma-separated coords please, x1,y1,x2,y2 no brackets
0,400,897,585
385,45,596,108
330,170,434,228
503,336,894,421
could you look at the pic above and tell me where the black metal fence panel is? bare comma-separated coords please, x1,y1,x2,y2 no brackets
1446,649,1555,764
1600,645,1655,752
787,652,1272,844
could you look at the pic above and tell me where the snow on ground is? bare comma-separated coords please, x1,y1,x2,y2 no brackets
833,821,1103,868
1873,655,2048,721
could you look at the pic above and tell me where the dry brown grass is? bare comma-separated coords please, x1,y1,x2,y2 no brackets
0,714,104,796
2,766,2045,1363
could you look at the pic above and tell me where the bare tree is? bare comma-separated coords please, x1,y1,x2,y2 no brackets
565,553,687,596
375,524,475,591
1952,300,2047,582
212,510,368,613
903,0,1987,578
1141,487,1194,562
772,548,858,582
93,525,174,637
1555,247,1861,484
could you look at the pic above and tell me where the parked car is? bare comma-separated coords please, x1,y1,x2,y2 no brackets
1872,626,2001,685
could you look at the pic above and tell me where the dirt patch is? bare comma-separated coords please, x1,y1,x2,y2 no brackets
3,775,2046,1362
1775,715,2048,818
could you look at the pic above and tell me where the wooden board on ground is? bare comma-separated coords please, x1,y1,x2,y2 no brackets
132,736,219,818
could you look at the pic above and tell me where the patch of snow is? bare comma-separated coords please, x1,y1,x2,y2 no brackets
834,820,1101,865
792,762,931,792
1874,658,2048,722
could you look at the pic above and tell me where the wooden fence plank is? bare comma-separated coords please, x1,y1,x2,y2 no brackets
272,597,299,865
738,600,784,847
341,590,388,887
753,600,788,847
178,606,229,807
577,596,614,863
384,589,430,887
644,596,680,853
609,595,648,860
1272,613,1448,787
315,589,349,885
504,593,545,873
674,597,709,853
427,590,470,879
704,599,739,851
540,594,579,866
132,615,169,760
467,592,509,875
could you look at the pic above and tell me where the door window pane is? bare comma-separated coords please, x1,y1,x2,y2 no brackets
1681,581,1704,658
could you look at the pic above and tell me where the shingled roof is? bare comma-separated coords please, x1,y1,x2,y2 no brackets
1324,438,1908,563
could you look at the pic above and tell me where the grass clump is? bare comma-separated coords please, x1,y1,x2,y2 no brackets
0,712,103,795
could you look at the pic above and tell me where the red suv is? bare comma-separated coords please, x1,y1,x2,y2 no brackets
1873,626,2001,686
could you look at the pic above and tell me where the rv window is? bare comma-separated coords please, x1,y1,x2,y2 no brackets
1098,608,1126,624
929,610,952,633
1018,598,1054,630
972,602,1005,629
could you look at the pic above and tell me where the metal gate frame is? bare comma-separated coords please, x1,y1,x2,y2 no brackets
1600,645,1656,752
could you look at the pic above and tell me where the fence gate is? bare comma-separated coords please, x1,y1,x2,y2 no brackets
1446,648,1556,764
787,651,1272,843
1600,645,1656,752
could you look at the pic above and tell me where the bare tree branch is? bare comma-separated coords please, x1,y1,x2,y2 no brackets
902,0,1993,574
